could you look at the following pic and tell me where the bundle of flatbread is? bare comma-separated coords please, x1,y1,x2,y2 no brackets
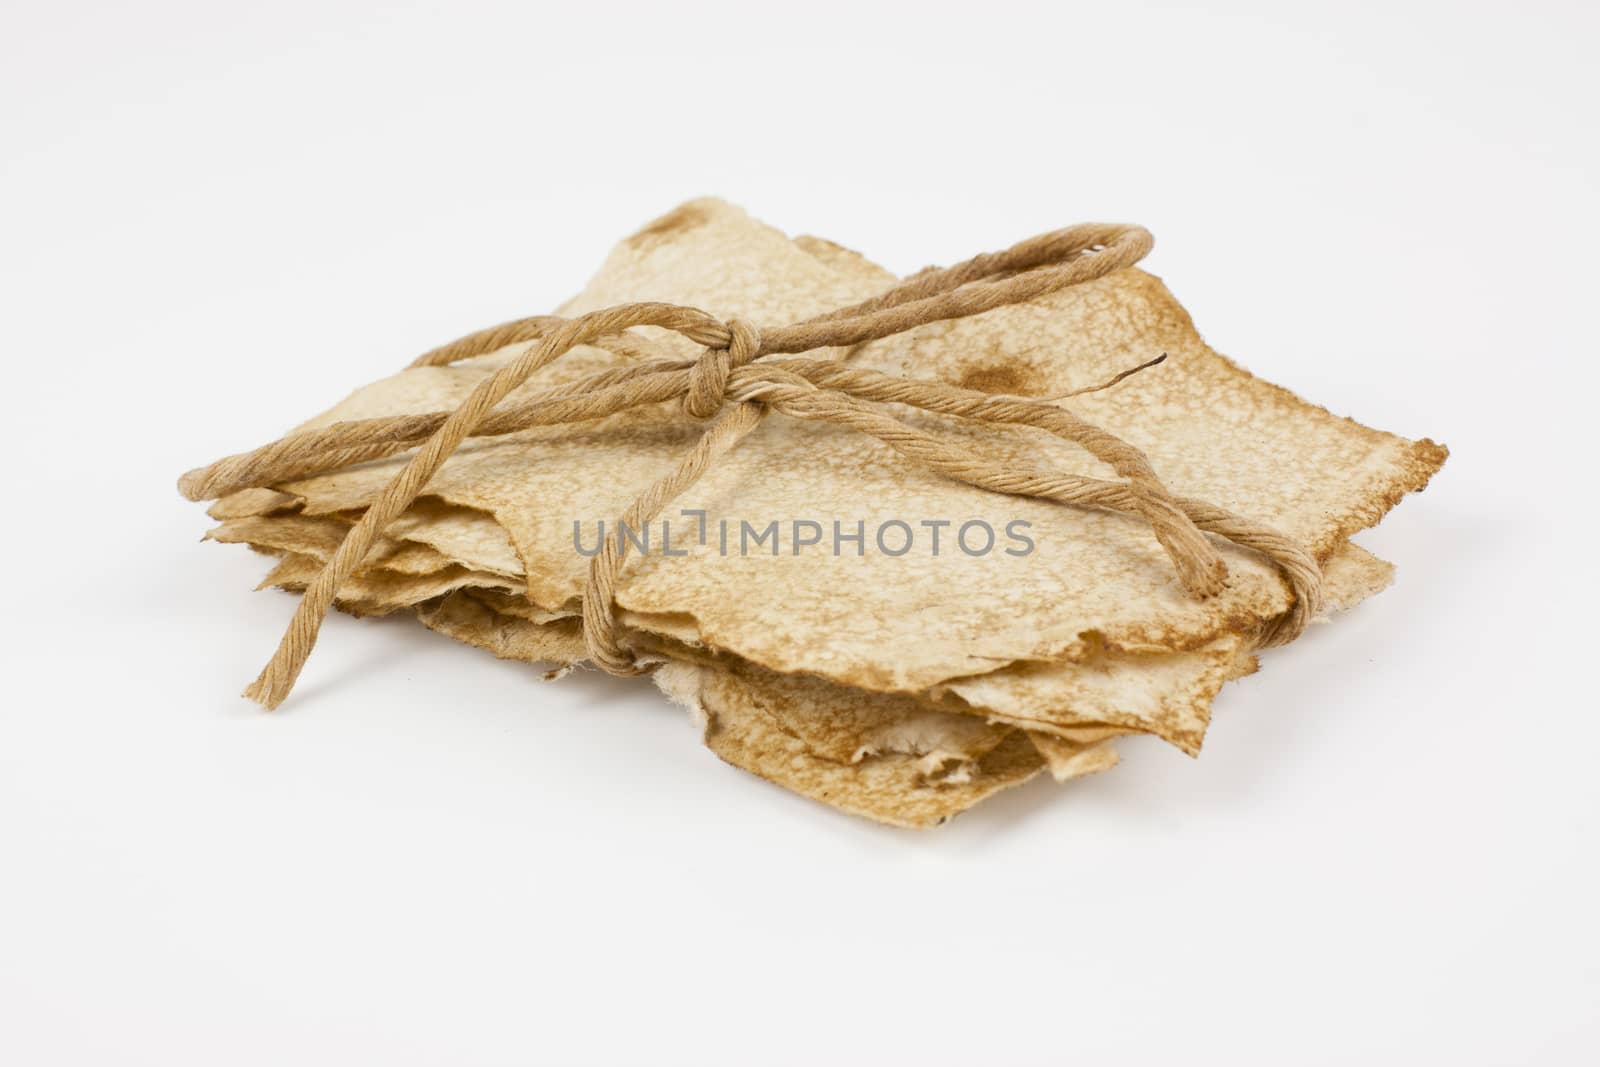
186,199,1445,826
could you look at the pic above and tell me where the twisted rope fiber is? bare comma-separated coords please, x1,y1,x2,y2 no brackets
180,224,1323,708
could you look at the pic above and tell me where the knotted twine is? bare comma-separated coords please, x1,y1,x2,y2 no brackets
180,224,1324,708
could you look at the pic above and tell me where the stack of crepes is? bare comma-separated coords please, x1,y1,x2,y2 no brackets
182,200,1446,827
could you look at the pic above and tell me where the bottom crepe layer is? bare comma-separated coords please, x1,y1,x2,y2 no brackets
207,500,1394,751
219,505,1393,826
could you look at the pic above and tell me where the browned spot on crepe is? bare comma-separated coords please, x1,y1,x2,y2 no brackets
958,361,1034,394
624,200,713,249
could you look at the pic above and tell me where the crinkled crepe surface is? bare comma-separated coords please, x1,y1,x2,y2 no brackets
261,199,1441,695
204,198,1439,824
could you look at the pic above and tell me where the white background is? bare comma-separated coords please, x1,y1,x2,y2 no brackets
2,1,1596,1063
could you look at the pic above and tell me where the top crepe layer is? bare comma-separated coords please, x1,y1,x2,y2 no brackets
266,199,1443,695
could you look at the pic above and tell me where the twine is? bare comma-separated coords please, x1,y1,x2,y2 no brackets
179,224,1323,708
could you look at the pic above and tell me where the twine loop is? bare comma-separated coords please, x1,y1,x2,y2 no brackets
179,222,1325,708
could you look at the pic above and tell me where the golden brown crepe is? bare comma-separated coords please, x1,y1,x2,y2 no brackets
199,198,1439,825
243,200,1438,685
